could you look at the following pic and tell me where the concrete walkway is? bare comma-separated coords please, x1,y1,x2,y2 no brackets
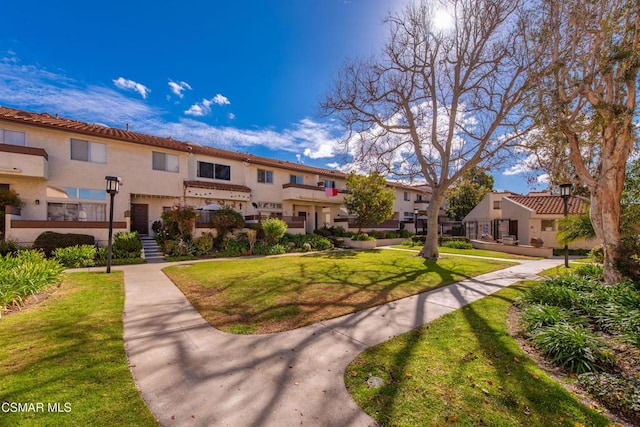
121,253,564,426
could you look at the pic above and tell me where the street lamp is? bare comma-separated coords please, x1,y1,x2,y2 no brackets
414,207,419,235
559,183,572,268
105,176,121,273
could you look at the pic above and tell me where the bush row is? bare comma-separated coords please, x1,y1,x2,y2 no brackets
517,265,640,423
0,250,64,313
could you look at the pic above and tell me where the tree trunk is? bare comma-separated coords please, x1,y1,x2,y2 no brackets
589,155,626,285
419,193,444,259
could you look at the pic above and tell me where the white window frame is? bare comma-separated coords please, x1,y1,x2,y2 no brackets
258,169,273,184
152,151,179,173
71,138,106,163
0,128,26,146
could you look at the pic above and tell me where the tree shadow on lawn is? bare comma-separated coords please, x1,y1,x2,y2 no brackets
364,283,610,426
178,253,473,334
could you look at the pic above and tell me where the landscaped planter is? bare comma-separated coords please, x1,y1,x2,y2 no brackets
344,238,377,249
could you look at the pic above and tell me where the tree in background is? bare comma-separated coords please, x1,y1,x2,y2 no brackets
525,0,638,284
445,167,494,221
344,172,395,234
323,0,537,259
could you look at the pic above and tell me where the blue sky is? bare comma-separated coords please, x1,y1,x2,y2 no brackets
0,0,540,193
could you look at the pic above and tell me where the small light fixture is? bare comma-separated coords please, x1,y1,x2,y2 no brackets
35,199,40,205
559,182,572,197
105,176,121,195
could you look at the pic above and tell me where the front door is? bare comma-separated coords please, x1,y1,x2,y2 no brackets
509,220,518,240
131,204,149,235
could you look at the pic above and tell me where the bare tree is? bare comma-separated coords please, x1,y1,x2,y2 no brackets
322,0,536,259
526,0,639,284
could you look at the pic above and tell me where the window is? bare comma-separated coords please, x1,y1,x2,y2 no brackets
71,138,106,163
416,194,423,201
47,186,107,200
404,211,415,219
152,151,179,172
290,174,303,184
0,129,26,146
47,202,106,221
257,169,273,184
324,179,336,188
493,201,501,210
541,220,556,231
197,161,231,180
404,192,410,201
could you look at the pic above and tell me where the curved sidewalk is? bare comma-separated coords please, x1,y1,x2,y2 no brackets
121,255,564,426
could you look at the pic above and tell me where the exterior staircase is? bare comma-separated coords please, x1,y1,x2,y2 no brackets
141,236,164,263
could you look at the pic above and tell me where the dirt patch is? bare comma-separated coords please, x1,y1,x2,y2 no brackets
1,288,57,317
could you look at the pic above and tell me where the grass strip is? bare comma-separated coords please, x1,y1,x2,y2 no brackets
0,272,157,426
163,249,514,334
392,245,539,260
345,280,611,426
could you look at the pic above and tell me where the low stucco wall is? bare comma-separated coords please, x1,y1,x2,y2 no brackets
344,237,408,249
471,240,553,258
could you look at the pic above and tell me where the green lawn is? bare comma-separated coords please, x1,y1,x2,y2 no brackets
163,249,515,334
392,245,539,260
344,280,611,427
0,272,157,426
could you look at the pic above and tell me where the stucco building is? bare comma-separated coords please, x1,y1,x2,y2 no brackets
0,106,430,245
463,191,599,250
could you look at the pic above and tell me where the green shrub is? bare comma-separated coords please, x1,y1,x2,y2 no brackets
33,231,95,257
399,230,412,238
519,283,578,309
521,304,577,332
221,238,249,257
352,233,375,241
193,234,214,256
253,243,286,256
262,218,288,244
401,239,417,247
0,240,20,256
578,373,640,424
385,231,399,239
113,231,143,259
284,233,333,251
573,263,604,280
615,236,640,281
441,240,473,249
54,245,96,268
411,235,427,243
552,248,591,256
0,250,64,312
301,242,312,252
532,323,613,374
164,239,196,257
210,207,245,238
589,245,604,263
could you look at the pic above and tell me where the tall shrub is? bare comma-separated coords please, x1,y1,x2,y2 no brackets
262,218,287,244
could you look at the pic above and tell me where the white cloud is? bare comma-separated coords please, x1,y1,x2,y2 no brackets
113,77,150,99
168,80,192,98
537,173,550,184
185,94,231,116
0,56,342,165
184,104,206,117
212,94,230,105
228,112,236,120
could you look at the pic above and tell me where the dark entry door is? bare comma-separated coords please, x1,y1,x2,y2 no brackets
131,204,149,235
509,220,518,239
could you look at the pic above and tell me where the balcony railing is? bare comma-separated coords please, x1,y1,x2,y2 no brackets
0,144,49,179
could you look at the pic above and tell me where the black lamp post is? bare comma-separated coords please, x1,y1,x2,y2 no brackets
414,207,419,235
105,176,121,273
559,183,572,268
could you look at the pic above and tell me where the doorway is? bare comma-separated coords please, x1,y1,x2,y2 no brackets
131,204,149,235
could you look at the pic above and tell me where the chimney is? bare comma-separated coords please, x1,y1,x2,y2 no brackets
126,123,129,131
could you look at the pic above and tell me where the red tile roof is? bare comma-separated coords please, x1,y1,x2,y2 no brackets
0,106,428,193
507,195,586,215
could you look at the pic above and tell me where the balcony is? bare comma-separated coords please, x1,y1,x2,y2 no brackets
282,183,345,204
0,144,48,179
